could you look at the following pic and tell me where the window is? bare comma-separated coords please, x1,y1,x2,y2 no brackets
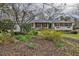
54,23,59,26
64,23,72,28
35,23,41,28
42,23,47,28
65,23,68,26
65,23,72,26
60,23,64,26
54,23,60,28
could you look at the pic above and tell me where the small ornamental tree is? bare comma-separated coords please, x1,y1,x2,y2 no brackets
0,19,15,32
21,23,32,33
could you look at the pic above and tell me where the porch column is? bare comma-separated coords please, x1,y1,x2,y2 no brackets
33,23,35,28
72,23,74,30
52,23,55,29
47,23,49,29
41,23,43,29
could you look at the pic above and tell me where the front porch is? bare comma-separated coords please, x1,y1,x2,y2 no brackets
32,23,52,30
53,22,74,30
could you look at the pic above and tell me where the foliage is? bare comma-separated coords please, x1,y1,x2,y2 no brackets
60,16,64,20
27,43,35,49
56,42,65,49
39,29,54,40
52,31,64,44
39,29,64,47
28,29,38,36
0,32,16,45
21,23,32,33
16,35,32,42
0,19,15,32
15,29,38,42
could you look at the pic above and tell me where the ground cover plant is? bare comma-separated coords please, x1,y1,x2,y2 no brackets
0,32,16,45
15,29,38,42
15,35,32,42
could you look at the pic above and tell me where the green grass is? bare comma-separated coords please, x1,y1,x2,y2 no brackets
63,34,79,40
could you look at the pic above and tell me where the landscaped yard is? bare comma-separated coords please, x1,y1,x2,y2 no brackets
0,29,79,56
1,3,79,56
0,19,78,56
0,3,79,56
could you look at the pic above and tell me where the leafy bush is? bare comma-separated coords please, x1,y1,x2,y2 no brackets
0,19,15,32
21,23,32,33
52,31,64,43
16,35,32,42
56,42,65,49
27,43,35,49
39,29,54,40
28,29,38,36
0,32,16,45
39,29,64,47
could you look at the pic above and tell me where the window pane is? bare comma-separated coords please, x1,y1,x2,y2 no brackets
35,23,41,27
54,23,59,26
60,23,64,26
42,23,47,27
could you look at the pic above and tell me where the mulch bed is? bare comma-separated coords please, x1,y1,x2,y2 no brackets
0,37,79,56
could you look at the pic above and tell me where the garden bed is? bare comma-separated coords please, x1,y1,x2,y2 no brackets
0,37,78,56
0,30,79,56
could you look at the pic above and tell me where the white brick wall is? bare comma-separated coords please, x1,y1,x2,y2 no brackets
54,26,73,30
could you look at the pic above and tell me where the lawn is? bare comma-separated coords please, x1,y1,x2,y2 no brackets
63,33,79,40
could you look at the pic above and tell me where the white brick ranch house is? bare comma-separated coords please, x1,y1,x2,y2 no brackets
30,15,75,31
13,14,79,32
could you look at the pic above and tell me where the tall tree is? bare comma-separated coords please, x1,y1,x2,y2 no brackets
2,3,37,32
44,3,67,20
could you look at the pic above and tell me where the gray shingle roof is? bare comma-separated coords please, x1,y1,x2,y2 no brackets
30,14,79,23
30,19,53,23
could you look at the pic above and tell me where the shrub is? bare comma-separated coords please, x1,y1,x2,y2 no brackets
39,29,53,40
56,42,65,49
28,29,38,36
39,29,64,47
52,31,64,43
21,23,32,33
0,32,16,45
27,43,35,49
16,35,32,42
0,19,15,32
